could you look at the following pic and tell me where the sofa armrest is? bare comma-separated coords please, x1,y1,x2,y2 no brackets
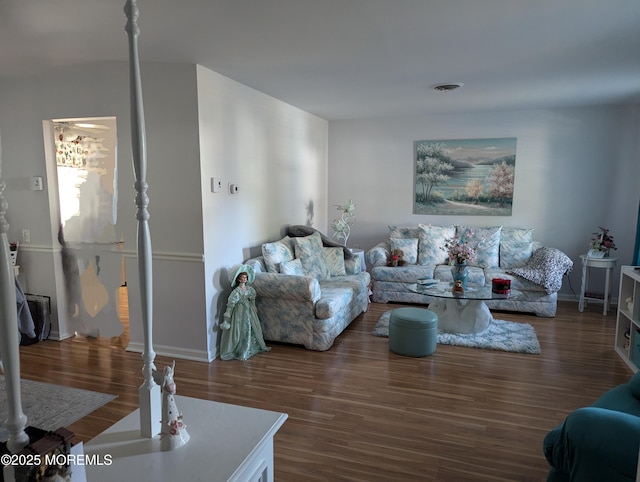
508,246,573,294
253,272,321,303
366,241,391,267
543,407,640,481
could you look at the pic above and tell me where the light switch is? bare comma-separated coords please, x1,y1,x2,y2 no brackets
30,176,43,191
211,177,222,193
229,183,238,195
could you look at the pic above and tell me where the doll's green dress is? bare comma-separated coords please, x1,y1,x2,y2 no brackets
220,266,270,361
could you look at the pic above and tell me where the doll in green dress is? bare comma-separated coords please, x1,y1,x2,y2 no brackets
220,265,270,361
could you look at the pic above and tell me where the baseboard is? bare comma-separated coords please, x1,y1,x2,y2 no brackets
126,341,210,363
557,292,619,307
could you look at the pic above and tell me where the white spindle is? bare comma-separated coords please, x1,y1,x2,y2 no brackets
0,133,29,453
124,0,161,438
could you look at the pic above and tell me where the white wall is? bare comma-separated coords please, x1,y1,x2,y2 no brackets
0,60,328,362
0,62,210,360
328,104,640,297
195,66,329,359
2,58,636,359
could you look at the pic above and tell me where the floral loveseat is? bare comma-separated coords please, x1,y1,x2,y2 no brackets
245,226,370,351
366,224,573,317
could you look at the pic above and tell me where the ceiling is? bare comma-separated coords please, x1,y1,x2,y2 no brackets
1,0,639,120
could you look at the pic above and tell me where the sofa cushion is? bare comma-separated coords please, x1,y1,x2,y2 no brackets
509,247,573,294
294,231,331,280
390,237,419,265
500,227,534,268
372,265,435,283
417,224,456,265
484,268,548,292
434,264,486,285
280,258,304,276
389,225,421,239
323,247,346,277
456,225,502,268
262,236,295,273
315,286,354,319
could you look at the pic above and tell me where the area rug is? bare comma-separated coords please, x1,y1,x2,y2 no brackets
372,311,541,354
0,376,117,442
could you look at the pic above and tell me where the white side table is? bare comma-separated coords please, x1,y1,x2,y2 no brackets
578,255,618,315
85,396,287,482
350,248,367,272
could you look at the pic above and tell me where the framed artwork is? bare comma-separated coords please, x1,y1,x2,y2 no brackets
414,137,517,216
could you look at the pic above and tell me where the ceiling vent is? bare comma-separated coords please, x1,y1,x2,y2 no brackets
431,83,464,92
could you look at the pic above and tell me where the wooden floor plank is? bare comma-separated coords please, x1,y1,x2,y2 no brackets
16,291,631,481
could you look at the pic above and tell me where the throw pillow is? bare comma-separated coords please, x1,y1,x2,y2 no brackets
500,227,534,268
509,247,573,294
388,225,420,240
390,237,419,265
417,224,456,266
262,236,294,273
279,258,305,276
456,226,502,268
323,247,346,277
294,231,331,280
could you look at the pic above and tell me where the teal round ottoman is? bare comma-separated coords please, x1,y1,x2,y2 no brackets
388,307,438,357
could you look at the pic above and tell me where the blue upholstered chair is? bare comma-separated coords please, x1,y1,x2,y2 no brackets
543,371,640,481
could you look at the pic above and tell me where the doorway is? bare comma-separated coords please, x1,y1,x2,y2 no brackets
45,117,127,341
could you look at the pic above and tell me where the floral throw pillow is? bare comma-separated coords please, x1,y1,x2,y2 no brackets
390,237,419,265
417,224,456,266
280,258,305,276
323,247,346,277
456,226,502,268
262,236,294,273
388,225,421,240
500,227,534,268
509,247,573,294
294,231,331,280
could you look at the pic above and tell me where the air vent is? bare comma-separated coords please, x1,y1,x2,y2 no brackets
432,83,464,92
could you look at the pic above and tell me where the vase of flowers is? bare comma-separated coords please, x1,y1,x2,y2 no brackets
443,233,477,289
451,263,470,289
589,226,617,257
331,199,356,247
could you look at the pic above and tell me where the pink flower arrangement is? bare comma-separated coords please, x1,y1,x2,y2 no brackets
443,233,477,265
590,226,617,252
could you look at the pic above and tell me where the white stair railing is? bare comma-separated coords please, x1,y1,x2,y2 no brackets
0,134,29,453
124,0,162,438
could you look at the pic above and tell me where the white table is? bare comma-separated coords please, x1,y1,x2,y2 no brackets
350,248,367,272
84,396,287,482
578,255,618,315
408,282,522,334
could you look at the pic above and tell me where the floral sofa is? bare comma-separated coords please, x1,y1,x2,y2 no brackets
365,224,573,317
245,226,370,351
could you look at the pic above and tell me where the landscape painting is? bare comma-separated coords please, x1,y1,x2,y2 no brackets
414,137,517,216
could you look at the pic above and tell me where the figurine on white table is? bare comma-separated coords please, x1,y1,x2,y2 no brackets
153,361,189,451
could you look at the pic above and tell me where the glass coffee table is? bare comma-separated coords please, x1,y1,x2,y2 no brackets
408,281,522,334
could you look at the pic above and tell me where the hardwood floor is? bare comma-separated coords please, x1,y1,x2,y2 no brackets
17,291,631,481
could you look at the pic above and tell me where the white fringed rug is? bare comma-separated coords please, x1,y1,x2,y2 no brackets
0,377,117,442
372,311,541,354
